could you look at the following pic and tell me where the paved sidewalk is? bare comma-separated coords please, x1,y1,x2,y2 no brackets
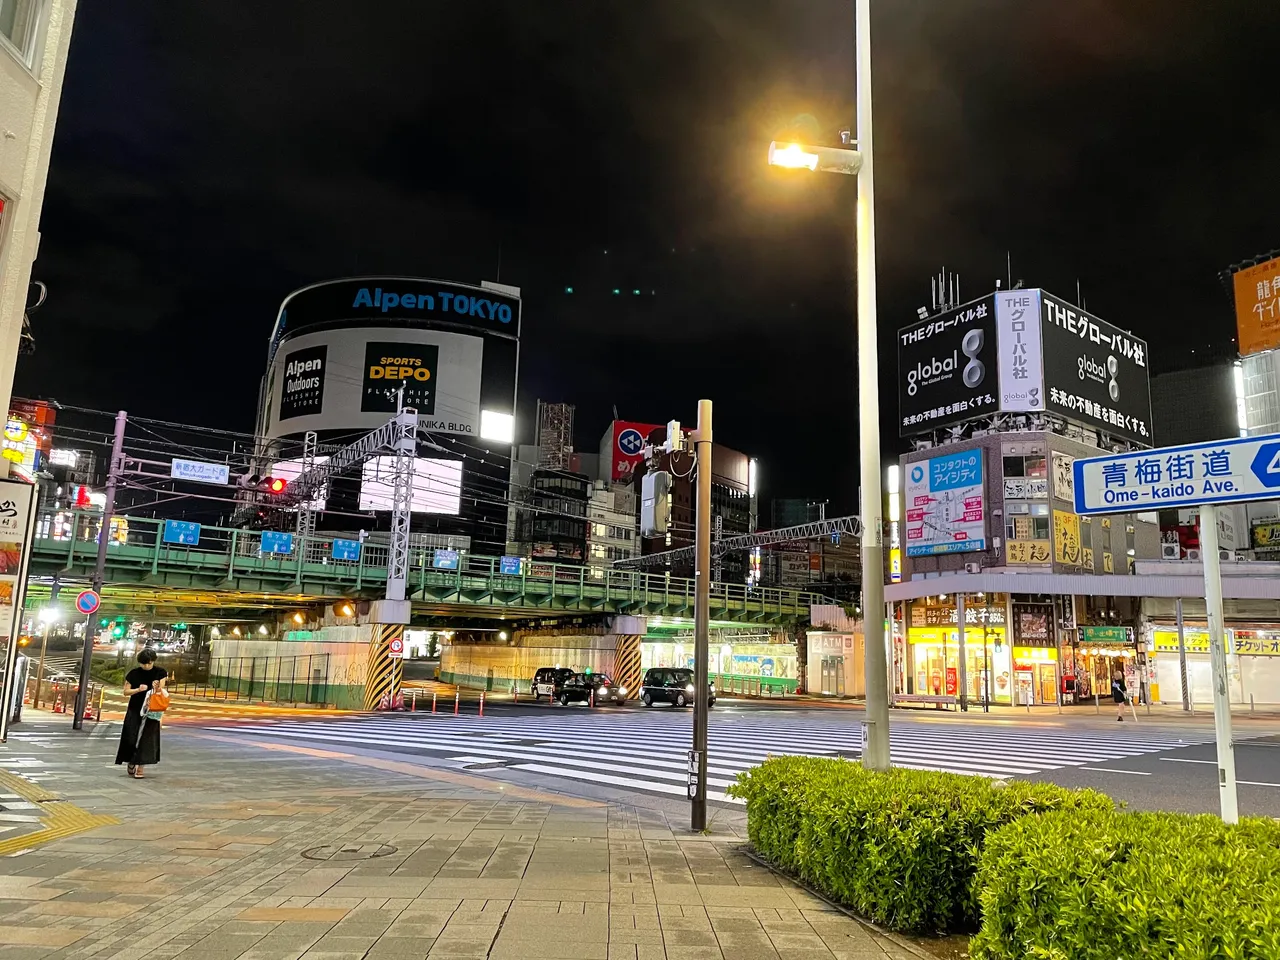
0,716,925,960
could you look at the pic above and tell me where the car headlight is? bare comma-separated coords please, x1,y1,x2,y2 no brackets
686,684,695,693
618,686,627,695
599,687,609,695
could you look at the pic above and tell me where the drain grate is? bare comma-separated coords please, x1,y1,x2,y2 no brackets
302,842,398,862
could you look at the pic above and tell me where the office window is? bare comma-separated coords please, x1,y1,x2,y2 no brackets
0,0,37,61
1002,455,1046,478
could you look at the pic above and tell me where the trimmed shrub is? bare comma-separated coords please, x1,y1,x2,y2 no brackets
971,809,1280,960
728,756,1111,934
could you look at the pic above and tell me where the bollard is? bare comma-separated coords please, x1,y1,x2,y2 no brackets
98,686,106,718
479,691,485,717
454,690,460,715
589,689,594,709
432,692,437,714
411,690,418,712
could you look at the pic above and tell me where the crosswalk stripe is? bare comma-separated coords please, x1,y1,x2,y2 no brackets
202,711,1216,802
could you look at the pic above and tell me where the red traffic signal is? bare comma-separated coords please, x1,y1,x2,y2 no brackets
266,477,287,495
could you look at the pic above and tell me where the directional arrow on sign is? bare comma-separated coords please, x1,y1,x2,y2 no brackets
1249,442,1280,489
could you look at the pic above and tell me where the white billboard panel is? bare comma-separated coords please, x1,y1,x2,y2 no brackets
904,449,987,556
265,326,484,439
995,289,1044,412
359,457,462,515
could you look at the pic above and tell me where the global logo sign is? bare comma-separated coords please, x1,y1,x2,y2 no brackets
618,428,645,456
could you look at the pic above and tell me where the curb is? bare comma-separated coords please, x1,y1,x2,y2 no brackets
736,844,944,959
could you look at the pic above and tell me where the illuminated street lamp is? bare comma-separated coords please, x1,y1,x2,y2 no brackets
766,0,890,771
33,606,61,709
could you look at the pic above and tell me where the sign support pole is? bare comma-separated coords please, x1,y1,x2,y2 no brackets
955,593,968,711
1198,509,1238,823
1175,597,1190,713
690,399,712,831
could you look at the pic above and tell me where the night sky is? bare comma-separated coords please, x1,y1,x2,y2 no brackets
16,1,1279,514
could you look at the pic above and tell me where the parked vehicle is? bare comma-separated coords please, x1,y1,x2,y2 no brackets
530,666,575,701
640,667,716,708
554,672,627,706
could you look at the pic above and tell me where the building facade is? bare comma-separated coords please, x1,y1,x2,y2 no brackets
586,480,637,579
0,0,78,423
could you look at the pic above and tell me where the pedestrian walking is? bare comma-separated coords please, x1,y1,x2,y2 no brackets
115,648,168,778
1111,669,1128,721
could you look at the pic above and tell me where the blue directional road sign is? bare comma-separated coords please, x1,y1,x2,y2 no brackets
433,549,460,570
331,538,361,561
499,555,523,575
260,531,294,554
162,519,201,545
1074,432,1280,515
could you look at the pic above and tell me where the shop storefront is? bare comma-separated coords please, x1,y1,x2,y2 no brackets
1148,623,1280,706
1011,603,1058,705
908,624,1012,704
1061,624,1139,704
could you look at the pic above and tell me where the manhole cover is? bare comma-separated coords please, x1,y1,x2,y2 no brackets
302,843,398,862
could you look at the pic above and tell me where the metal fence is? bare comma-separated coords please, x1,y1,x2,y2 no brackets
169,654,331,706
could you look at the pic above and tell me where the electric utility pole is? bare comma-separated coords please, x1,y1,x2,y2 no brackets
691,399,712,831
74,410,125,730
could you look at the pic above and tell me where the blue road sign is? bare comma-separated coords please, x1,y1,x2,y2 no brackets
75,589,100,616
260,531,294,554
162,519,201,546
433,549,460,570
500,555,523,575
331,538,361,561
1074,432,1280,515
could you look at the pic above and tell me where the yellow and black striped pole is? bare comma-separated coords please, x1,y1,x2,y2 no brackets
363,624,405,711
612,634,642,695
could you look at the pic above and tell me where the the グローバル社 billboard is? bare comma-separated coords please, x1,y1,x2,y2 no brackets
265,326,483,439
904,449,986,556
1040,292,1152,446
898,296,997,436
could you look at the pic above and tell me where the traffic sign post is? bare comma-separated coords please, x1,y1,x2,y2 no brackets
388,636,404,659
1071,434,1274,824
74,590,100,617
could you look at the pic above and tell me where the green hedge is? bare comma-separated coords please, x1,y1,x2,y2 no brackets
728,756,1111,934
971,810,1280,960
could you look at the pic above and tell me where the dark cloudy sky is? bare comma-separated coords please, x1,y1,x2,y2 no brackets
16,1,1279,513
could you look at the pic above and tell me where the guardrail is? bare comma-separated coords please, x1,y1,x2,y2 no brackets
30,510,821,619
169,654,331,706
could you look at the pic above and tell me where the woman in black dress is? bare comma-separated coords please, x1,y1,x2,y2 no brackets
1111,668,1128,721
115,648,167,778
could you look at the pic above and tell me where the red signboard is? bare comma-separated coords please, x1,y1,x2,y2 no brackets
604,421,665,482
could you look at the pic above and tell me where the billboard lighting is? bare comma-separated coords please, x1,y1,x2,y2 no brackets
480,410,515,444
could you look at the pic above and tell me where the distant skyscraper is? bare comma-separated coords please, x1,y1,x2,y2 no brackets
535,401,574,470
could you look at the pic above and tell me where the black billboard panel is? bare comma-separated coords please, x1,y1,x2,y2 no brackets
279,344,327,421
361,341,440,414
897,295,998,436
1040,293,1152,445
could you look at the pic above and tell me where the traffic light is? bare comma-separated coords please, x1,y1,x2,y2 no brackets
237,473,288,495
266,477,287,495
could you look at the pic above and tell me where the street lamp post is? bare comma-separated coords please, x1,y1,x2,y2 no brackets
767,0,890,770
33,606,60,709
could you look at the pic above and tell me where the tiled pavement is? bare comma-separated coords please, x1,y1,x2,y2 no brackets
0,718,927,960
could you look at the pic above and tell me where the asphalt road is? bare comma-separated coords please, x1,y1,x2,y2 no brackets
196,698,1280,818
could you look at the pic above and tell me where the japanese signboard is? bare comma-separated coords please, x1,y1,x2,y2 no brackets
1081,625,1129,644
1053,509,1083,566
897,296,997,435
1252,522,1280,549
1232,256,1280,357
904,449,986,556
1003,476,1047,499
1006,539,1051,564
1073,433,1280,515
995,289,1044,412
1040,292,1152,446
1051,452,1075,501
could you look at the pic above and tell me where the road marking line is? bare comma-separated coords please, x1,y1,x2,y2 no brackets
1160,758,1215,764
1080,767,1151,775
1238,780,1280,788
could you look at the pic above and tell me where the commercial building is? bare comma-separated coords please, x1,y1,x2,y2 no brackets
893,286,1166,706
586,481,637,578
0,0,77,423
252,276,520,555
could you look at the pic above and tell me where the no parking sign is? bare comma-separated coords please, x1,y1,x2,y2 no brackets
75,590,100,616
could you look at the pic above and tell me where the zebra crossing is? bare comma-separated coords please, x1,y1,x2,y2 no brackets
206,711,1214,805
